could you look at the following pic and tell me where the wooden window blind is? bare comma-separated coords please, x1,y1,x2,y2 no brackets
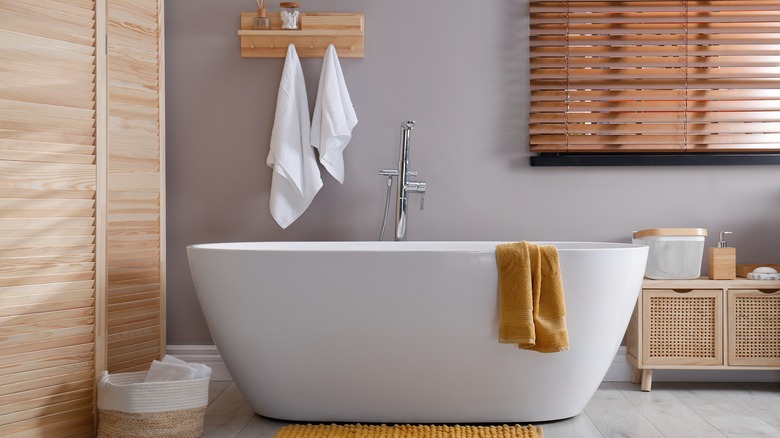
529,0,780,153
0,0,98,435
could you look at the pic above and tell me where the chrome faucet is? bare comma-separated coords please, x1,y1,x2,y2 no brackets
378,121,427,241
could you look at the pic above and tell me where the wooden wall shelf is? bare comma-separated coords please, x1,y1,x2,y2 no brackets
238,12,364,58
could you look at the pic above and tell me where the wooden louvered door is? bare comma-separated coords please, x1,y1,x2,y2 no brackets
104,0,165,374
0,0,100,436
0,0,165,435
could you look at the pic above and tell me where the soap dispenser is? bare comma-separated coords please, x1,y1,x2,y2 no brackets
708,231,736,280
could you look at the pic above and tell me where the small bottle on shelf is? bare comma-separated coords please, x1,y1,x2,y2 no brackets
253,0,270,30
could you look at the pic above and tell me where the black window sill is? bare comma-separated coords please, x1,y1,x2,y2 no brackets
530,153,780,167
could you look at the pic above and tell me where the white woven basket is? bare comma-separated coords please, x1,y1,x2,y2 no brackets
97,371,210,438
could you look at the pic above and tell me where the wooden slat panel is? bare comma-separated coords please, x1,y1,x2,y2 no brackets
0,9,95,47
107,344,160,367
107,351,158,372
0,320,95,347
1,332,93,357
0,309,94,331
0,264,95,282
0,360,94,393
106,337,158,357
0,297,93,318
0,161,96,191
0,344,93,369
106,289,159,306
0,367,93,398
0,406,93,438
0,353,94,382
0,389,94,427
106,324,159,347
105,0,163,374
0,291,94,310
0,380,92,414
0,1,97,435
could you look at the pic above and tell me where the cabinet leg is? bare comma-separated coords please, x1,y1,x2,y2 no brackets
631,366,641,384
640,369,653,392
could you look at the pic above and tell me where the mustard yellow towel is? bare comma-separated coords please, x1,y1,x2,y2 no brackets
496,242,569,353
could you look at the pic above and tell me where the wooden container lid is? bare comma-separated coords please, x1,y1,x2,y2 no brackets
280,2,300,8
633,228,708,239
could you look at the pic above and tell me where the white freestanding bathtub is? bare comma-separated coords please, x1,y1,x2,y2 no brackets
187,241,648,423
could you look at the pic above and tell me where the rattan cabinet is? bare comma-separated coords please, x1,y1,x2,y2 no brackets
626,278,780,391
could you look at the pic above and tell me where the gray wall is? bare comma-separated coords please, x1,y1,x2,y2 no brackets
165,0,780,345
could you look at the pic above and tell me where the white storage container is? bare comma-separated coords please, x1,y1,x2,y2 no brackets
97,371,209,438
632,228,708,279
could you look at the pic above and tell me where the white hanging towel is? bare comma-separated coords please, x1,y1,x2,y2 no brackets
267,44,323,229
311,44,358,184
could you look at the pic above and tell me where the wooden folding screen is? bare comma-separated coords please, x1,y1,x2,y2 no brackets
0,0,164,435
0,1,100,435
530,0,780,152
105,0,165,374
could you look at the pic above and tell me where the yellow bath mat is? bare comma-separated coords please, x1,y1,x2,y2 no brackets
275,424,543,438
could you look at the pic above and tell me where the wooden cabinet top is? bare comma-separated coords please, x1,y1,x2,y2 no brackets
643,277,780,289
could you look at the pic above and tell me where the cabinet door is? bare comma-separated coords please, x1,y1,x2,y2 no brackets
642,289,723,366
728,289,780,366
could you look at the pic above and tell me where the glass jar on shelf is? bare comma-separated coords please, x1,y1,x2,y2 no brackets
280,2,300,30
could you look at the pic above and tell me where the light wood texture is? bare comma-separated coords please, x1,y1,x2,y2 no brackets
0,1,164,435
633,228,708,239
709,247,737,280
628,278,780,391
238,12,364,58
104,0,165,374
640,369,653,392
643,277,780,290
0,0,98,435
529,0,780,152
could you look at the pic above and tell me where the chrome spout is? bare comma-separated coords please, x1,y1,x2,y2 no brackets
377,121,427,241
395,121,426,241
395,122,412,241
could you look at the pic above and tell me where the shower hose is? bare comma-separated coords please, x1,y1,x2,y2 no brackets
378,175,393,241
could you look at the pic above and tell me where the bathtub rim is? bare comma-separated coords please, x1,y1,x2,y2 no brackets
187,241,647,253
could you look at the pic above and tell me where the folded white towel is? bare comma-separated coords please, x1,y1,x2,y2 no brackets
311,44,358,184
268,44,323,228
144,360,197,382
162,354,212,379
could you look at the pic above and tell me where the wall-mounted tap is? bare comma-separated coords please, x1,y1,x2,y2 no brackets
378,121,427,241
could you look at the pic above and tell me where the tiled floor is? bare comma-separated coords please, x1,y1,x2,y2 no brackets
203,381,780,438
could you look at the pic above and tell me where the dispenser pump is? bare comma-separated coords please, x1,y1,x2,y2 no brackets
717,231,732,248
709,230,736,279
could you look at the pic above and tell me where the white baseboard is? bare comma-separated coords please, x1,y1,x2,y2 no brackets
166,345,232,381
603,346,635,382
167,344,780,383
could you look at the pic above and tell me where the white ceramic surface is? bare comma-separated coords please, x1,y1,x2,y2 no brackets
187,241,648,423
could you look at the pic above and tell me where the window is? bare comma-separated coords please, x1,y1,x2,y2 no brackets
529,0,780,156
